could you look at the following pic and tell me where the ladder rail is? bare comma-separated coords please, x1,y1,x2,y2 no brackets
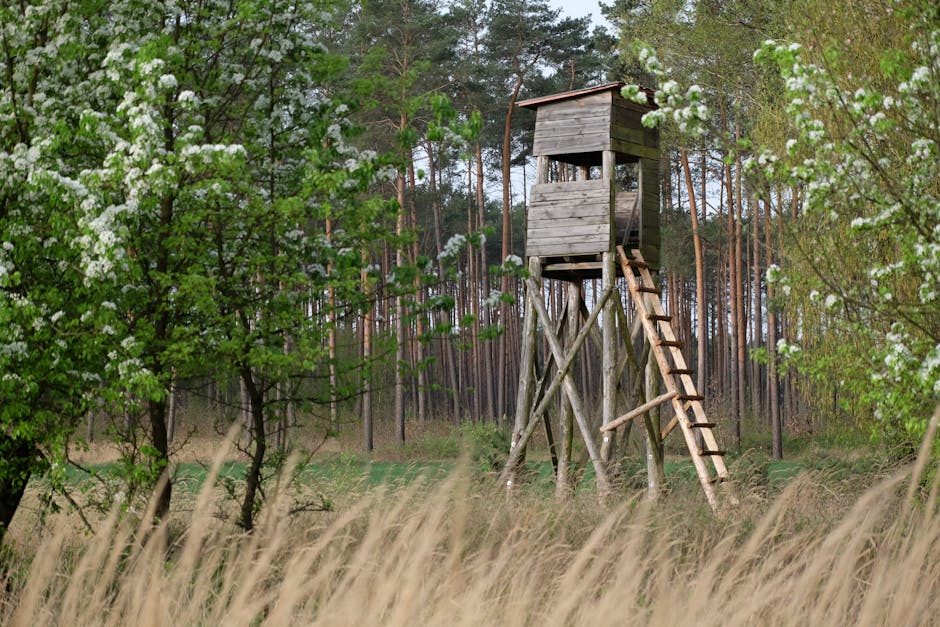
630,252,729,479
618,247,730,502
617,248,721,507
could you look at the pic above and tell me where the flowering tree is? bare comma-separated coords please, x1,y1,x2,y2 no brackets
0,0,134,540
753,4,940,449
0,0,432,535
623,1,939,454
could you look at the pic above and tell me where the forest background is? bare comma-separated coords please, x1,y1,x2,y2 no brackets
0,1,938,612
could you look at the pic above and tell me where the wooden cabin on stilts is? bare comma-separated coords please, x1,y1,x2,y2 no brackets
500,83,730,509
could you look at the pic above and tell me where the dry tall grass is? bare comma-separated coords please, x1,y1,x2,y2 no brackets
2,416,939,626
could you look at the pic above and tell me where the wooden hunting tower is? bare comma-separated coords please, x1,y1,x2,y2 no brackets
520,83,661,277
506,83,730,508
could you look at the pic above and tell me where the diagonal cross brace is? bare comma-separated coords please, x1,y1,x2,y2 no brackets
501,283,614,491
524,276,612,493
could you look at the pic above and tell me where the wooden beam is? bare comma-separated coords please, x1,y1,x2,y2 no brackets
601,391,678,433
542,261,603,273
660,415,680,441
526,276,612,494
528,285,613,426
600,251,617,462
506,258,541,490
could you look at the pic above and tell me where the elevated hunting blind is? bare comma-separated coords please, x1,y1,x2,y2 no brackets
519,83,660,278
506,83,731,509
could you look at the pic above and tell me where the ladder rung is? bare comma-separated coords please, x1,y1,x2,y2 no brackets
689,422,717,429
625,258,650,270
678,394,703,401
706,475,728,485
648,314,672,322
636,285,661,294
658,340,683,348
668,368,693,375
698,449,726,457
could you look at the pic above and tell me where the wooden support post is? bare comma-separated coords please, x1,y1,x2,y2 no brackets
529,287,612,426
644,344,665,499
600,251,617,463
526,276,611,494
507,257,540,491
556,282,579,499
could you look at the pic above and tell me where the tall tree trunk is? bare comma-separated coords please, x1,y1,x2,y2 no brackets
428,141,460,418
362,259,374,452
766,197,782,459
724,158,740,446
467,162,482,421
238,365,266,532
751,191,763,420
735,151,746,432
167,374,178,445
476,144,495,421
681,151,707,402
0,436,39,545
327,216,338,432
498,74,525,422
145,189,176,523
394,163,407,444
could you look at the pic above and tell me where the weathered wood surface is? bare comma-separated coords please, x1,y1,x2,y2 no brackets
617,246,729,509
527,238,611,257
531,90,659,160
600,250,617,462
524,81,661,265
500,283,614,493
639,158,660,268
601,391,678,433
533,93,611,156
528,179,612,257
525,275,612,494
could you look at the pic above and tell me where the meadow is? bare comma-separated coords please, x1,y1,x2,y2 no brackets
1,412,938,626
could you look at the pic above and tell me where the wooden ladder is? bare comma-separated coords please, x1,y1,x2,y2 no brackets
615,246,729,508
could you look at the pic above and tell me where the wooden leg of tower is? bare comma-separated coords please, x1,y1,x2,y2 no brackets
507,257,540,491
600,251,617,464
556,282,579,500
643,334,665,499
525,276,611,495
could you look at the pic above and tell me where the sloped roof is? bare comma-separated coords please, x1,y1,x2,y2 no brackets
517,82,656,110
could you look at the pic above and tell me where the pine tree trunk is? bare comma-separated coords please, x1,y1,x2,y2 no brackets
238,366,266,532
498,75,525,422
428,141,460,419
681,151,707,403
724,156,740,446
766,197,782,458
476,144,496,422
734,151,746,432
394,165,407,444
362,259,374,453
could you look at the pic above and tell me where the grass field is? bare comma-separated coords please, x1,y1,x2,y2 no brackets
1,415,938,625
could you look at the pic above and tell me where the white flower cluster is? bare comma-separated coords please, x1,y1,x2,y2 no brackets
438,233,467,260
622,45,710,137
755,19,940,426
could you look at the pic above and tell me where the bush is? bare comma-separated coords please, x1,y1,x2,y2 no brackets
459,422,510,474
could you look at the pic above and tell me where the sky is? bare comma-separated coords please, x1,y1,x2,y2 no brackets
549,0,612,28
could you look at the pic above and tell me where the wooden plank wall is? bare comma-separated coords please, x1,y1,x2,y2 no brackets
527,180,611,257
525,87,660,265
639,157,661,268
610,98,659,160
532,92,612,157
